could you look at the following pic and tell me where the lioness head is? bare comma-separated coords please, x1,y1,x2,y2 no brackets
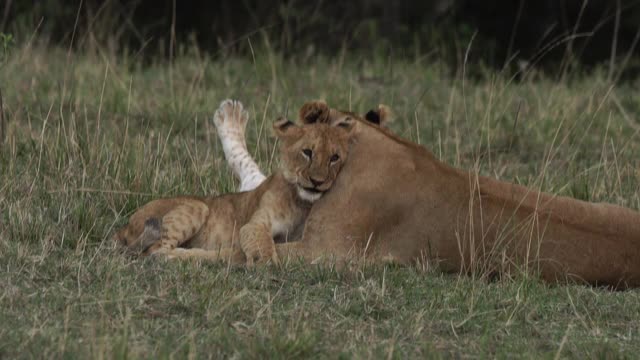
273,101,354,202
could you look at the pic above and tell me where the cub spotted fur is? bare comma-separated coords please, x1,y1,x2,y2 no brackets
113,101,354,265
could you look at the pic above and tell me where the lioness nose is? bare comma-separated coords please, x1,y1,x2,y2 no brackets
310,178,324,187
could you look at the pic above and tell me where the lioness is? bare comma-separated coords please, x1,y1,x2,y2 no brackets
113,101,355,265
214,99,640,288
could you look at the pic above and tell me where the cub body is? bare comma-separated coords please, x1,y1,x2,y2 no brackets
113,102,354,264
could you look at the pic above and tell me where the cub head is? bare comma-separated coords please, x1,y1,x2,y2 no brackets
273,103,355,202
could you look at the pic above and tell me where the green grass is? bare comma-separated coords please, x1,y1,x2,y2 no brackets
1,39,640,358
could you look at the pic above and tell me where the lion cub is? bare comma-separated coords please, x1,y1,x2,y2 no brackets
113,102,354,265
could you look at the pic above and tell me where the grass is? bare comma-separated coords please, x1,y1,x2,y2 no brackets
1,37,640,358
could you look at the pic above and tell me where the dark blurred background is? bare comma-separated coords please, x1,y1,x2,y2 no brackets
3,0,640,70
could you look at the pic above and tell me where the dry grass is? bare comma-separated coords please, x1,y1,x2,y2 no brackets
1,38,640,358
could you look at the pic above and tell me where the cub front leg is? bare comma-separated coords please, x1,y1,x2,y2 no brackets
160,248,246,264
239,211,279,266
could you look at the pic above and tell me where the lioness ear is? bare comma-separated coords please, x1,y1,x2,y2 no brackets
364,110,380,124
364,104,393,126
299,100,330,124
273,117,301,139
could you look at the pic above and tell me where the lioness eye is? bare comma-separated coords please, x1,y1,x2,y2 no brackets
330,154,340,163
302,149,313,159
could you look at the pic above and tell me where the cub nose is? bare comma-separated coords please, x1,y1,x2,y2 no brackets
310,178,324,187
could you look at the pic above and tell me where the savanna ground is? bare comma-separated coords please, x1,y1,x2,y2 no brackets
1,36,640,358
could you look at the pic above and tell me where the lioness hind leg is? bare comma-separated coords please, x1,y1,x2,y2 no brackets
213,99,266,191
151,201,210,254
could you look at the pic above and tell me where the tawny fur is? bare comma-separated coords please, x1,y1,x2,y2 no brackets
113,102,354,265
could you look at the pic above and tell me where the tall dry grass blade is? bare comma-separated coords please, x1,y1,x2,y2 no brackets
0,0,12,31
608,0,622,83
0,87,4,145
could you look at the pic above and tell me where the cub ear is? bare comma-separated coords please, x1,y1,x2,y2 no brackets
364,104,393,126
299,100,330,124
273,117,301,139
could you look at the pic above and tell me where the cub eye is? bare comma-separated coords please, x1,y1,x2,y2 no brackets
330,154,340,163
302,149,313,159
